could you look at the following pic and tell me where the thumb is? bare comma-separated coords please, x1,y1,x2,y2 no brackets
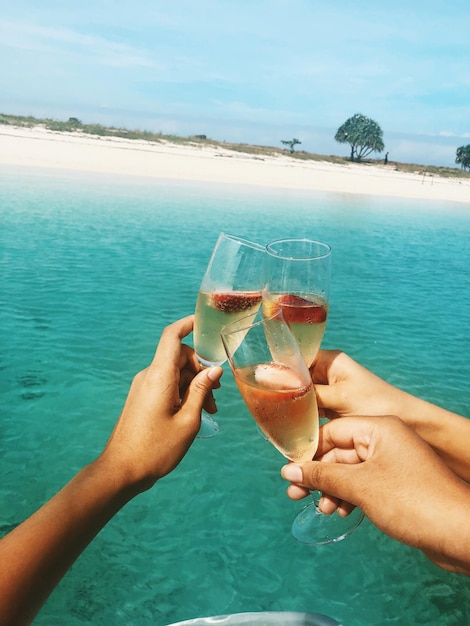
183,366,223,414
281,461,360,508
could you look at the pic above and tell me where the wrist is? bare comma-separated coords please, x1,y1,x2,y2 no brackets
87,454,145,504
93,441,164,497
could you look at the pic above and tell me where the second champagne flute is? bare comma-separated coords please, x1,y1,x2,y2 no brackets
194,233,265,438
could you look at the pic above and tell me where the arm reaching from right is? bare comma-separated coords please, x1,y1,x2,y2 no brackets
311,350,470,482
281,416,470,576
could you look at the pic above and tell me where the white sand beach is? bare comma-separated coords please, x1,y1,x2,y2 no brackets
1,125,469,204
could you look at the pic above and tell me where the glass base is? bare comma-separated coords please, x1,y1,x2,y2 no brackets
197,411,220,439
291,498,364,546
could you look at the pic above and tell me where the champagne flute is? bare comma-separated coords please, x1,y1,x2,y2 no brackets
254,238,330,443
263,238,331,368
262,238,364,542
194,233,265,438
222,312,363,546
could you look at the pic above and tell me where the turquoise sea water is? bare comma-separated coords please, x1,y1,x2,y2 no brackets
1,165,469,626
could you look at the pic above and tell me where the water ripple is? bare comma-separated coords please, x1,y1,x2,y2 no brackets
1,171,469,626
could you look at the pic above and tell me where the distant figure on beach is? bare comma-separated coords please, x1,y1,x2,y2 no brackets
384,152,389,165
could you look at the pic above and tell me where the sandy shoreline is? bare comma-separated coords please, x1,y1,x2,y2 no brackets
1,125,469,204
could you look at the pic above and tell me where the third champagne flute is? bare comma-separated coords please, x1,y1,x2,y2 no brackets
221,310,363,545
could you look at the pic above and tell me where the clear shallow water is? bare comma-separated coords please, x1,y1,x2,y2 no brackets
1,166,469,626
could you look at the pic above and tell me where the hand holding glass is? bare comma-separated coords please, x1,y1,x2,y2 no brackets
222,310,363,545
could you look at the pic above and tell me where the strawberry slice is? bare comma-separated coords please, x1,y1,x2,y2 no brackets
254,363,303,391
277,293,328,324
211,292,262,313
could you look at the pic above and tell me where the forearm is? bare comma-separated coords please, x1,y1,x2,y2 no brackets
421,481,470,576
392,390,470,483
0,457,138,626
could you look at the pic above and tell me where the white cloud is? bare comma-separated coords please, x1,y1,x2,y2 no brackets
0,19,161,69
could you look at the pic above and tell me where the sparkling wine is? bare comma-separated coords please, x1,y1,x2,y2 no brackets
194,290,262,366
263,293,328,366
233,362,319,462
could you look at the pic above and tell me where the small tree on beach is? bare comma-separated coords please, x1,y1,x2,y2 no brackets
281,138,301,154
455,144,470,170
335,113,384,162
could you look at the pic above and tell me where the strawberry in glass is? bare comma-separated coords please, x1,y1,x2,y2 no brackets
263,293,328,367
194,290,262,366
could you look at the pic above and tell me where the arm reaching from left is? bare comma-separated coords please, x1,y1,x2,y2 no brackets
281,416,470,576
0,315,223,626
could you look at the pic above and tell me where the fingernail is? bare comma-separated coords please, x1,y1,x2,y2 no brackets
207,366,222,382
281,464,303,482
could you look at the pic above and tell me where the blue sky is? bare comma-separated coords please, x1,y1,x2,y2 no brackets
1,0,469,166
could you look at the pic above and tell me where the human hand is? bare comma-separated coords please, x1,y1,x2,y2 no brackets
281,416,470,574
311,350,408,419
100,315,223,493
311,350,470,485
